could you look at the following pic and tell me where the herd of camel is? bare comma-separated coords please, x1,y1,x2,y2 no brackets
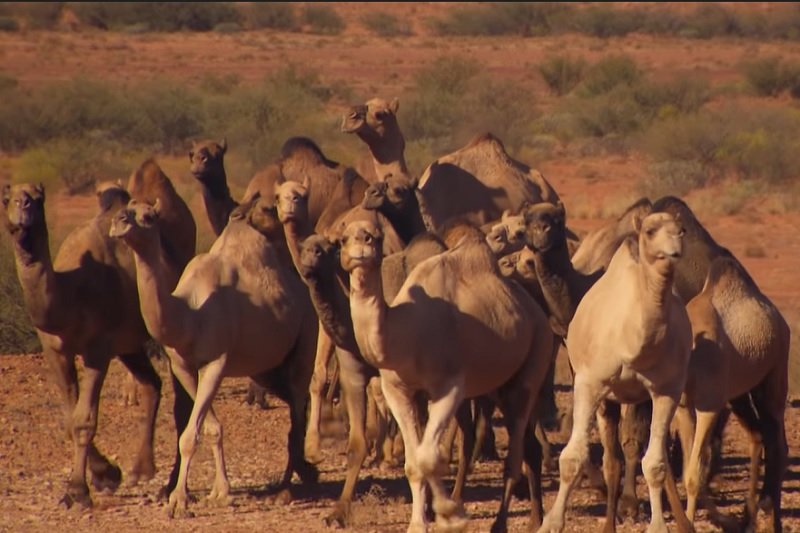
1,96,791,533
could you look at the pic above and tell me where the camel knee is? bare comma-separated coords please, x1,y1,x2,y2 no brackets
558,447,586,484
416,443,444,478
203,418,223,445
642,453,667,488
178,429,198,458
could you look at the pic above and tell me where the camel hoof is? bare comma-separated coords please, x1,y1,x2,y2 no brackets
407,524,429,533
272,488,293,506
323,501,352,528
90,462,122,493
296,461,319,485
166,492,193,519
304,448,324,465
617,493,640,521
126,461,156,487
489,518,508,533
536,515,564,533
59,485,93,510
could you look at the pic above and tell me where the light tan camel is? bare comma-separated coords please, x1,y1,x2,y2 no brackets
2,183,162,509
673,255,790,533
341,97,407,182
109,197,319,517
341,219,554,533
484,209,529,261
416,133,560,231
538,212,693,533
276,179,447,527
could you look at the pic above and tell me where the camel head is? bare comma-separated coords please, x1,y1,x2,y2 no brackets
275,177,310,225
486,209,527,255
524,201,567,253
237,192,283,240
189,138,227,186
514,246,539,282
2,183,46,237
497,251,521,278
298,234,338,280
109,199,161,248
339,220,383,272
341,97,400,138
634,212,685,274
361,173,416,211
95,180,130,214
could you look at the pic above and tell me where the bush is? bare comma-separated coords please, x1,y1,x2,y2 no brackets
303,5,345,35
0,236,41,355
361,11,411,37
639,160,708,198
0,16,19,32
13,2,63,30
643,112,729,170
573,5,643,38
243,2,297,31
682,3,738,39
578,54,642,97
538,55,586,96
632,76,711,118
73,2,240,32
428,2,573,37
742,56,800,97
570,86,646,138
213,22,242,33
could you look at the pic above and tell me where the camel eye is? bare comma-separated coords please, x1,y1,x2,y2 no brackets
645,228,656,237
678,229,686,237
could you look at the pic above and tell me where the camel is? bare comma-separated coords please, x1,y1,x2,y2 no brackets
484,209,528,257
652,196,789,533
538,212,693,533
109,196,319,517
415,133,560,232
361,174,427,245
341,97,407,182
276,179,448,527
2,183,164,509
341,218,554,532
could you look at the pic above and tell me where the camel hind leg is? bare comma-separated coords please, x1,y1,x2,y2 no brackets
117,351,162,486
596,400,622,533
305,326,334,465
729,392,763,532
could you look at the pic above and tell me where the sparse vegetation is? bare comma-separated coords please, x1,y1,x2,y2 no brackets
72,2,240,32
361,11,412,37
538,55,587,96
0,235,40,354
742,56,800,97
243,2,297,31
303,4,345,35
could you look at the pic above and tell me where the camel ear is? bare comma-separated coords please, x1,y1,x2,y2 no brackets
555,201,565,219
152,198,162,217
1,184,10,206
302,175,310,191
390,97,399,114
220,137,227,154
501,209,511,221
632,211,644,234
276,172,286,186
35,183,45,201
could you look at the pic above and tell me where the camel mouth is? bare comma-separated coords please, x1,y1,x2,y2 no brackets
340,113,365,133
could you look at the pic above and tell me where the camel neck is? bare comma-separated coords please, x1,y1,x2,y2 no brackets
360,128,408,179
11,224,63,331
305,269,358,353
282,219,312,275
637,260,676,345
533,243,579,334
381,194,426,245
199,170,237,236
129,236,188,349
348,265,391,369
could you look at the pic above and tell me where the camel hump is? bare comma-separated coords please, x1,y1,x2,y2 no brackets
128,159,174,199
465,132,504,151
280,136,335,167
618,197,653,221
704,254,758,294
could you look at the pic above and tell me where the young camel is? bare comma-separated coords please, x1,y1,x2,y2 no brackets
109,197,319,517
2,184,161,509
341,219,554,533
538,212,693,533
276,179,454,527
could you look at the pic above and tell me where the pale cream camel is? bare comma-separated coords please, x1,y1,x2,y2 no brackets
109,197,319,517
484,209,528,256
341,219,554,533
2,184,162,509
341,97,407,182
538,212,693,533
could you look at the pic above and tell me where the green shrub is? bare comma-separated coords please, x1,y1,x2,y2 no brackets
213,22,242,33
573,5,643,38
361,11,411,37
632,76,711,118
578,54,642,97
538,55,586,96
428,2,573,37
14,2,63,30
73,2,240,32
683,3,738,39
639,160,707,198
243,2,297,31
0,16,19,32
0,236,41,355
303,5,345,35
570,86,646,138
742,56,800,97
643,112,729,169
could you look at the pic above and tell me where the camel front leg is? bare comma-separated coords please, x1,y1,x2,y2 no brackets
618,401,650,520
164,357,199,518
305,325,334,465
324,349,369,528
539,374,606,533
61,355,110,510
451,400,475,503
117,352,162,486
642,393,691,533
381,374,426,533
203,406,231,506
596,400,622,533
417,384,467,532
